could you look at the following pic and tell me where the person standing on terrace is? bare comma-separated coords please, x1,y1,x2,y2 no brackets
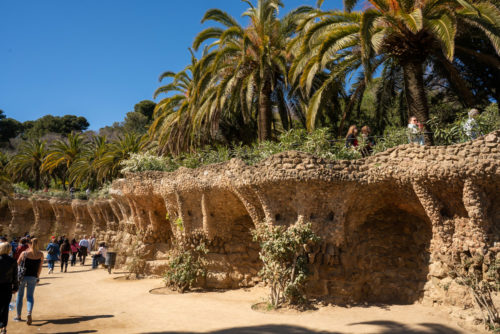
463,108,481,140
345,125,359,148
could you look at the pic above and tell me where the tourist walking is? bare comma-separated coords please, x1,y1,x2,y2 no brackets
70,239,79,266
13,238,28,261
89,236,96,252
60,239,71,273
46,239,60,274
15,238,43,326
0,242,18,334
345,125,359,148
78,236,89,265
92,242,107,269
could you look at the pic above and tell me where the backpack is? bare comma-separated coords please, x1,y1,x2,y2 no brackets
48,245,56,256
18,252,27,284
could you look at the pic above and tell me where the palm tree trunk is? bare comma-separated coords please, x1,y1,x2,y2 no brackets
436,53,476,107
402,59,434,145
258,80,273,142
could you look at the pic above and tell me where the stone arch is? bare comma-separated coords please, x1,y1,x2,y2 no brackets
342,183,432,304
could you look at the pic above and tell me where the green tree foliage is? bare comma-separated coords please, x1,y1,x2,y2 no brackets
0,118,23,143
123,101,157,135
134,100,156,120
22,115,89,139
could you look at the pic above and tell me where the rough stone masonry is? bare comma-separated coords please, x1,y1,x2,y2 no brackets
1,130,499,310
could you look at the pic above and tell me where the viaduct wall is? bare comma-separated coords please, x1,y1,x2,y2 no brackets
1,130,499,309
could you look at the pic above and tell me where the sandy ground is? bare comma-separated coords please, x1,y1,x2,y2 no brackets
5,261,479,334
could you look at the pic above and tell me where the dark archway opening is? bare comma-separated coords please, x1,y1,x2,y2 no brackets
345,207,431,304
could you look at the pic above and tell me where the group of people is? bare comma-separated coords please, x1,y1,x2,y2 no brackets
0,234,108,332
346,108,482,152
45,235,108,272
345,125,376,157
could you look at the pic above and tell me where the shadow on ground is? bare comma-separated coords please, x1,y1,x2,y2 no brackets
42,331,97,334
140,322,464,334
32,314,113,326
348,321,464,333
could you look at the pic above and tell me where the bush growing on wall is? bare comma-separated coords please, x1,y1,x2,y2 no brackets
163,225,208,293
252,221,320,308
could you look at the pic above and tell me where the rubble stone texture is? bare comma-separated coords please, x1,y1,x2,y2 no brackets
1,130,499,309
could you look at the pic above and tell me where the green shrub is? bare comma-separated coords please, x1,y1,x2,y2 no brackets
163,240,208,293
252,221,320,308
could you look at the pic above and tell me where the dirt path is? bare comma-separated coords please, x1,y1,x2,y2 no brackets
6,261,478,334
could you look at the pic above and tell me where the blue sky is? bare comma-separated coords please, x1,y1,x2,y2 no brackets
0,0,342,130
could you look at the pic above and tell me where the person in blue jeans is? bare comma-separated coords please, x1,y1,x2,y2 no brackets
46,240,60,274
15,238,43,326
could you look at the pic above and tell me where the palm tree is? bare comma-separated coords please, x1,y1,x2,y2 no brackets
301,0,500,144
7,139,48,190
150,49,218,155
42,133,85,189
0,152,12,197
95,133,145,182
193,0,312,142
69,135,109,190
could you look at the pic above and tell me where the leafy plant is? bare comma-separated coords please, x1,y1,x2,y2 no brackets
252,221,320,308
163,239,208,293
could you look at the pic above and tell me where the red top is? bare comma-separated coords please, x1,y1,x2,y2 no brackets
14,244,29,261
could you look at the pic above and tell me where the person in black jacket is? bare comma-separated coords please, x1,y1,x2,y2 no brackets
0,242,18,333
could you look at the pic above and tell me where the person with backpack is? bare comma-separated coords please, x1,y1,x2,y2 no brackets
15,238,43,326
46,239,60,274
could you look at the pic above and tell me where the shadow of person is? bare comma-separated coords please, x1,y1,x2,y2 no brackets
142,324,341,334
348,320,463,334
32,314,114,326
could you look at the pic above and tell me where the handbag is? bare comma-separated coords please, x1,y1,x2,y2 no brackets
18,252,27,284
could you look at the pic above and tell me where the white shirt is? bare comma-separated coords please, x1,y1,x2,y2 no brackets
98,247,107,258
79,239,90,248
